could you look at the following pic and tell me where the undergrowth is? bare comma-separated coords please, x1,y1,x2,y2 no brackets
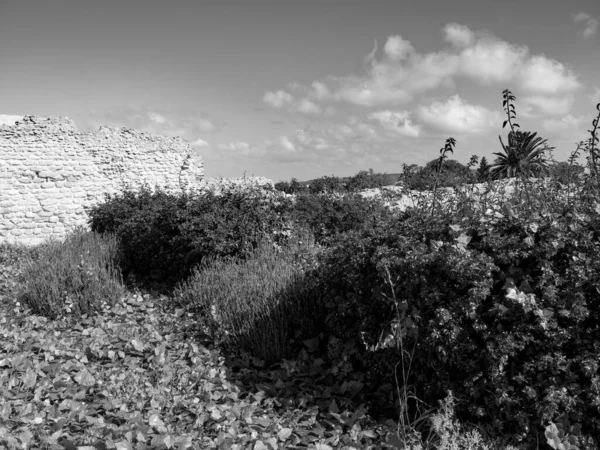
1,90,599,449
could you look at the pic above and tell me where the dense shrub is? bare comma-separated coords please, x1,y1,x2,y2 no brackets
15,227,125,319
400,159,475,191
289,192,395,244
308,174,348,194
274,177,308,194
88,185,296,291
306,192,600,447
345,169,391,191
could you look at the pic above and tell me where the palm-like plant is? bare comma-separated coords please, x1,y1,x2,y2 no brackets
490,130,552,180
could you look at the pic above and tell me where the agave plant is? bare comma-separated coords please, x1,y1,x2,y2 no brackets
490,130,552,180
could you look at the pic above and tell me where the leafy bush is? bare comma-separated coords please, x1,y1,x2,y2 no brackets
15,226,125,319
87,185,296,291
308,174,348,194
308,196,600,447
274,177,308,194
345,169,391,191
173,236,325,363
289,191,394,244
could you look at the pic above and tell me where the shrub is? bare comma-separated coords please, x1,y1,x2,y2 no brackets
345,169,390,191
173,236,325,363
15,226,125,319
88,185,296,292
308,197,600,447
274,177,308,194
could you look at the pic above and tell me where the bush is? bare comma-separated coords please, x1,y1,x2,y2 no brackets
289,192,394,244
306,188,600,448
274,177,308,194
87,185,296,292
173,236,325,363
15,227,125,319
345,169,391,191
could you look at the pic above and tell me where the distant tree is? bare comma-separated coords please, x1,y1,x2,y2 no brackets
345,169,388,191
477,157,491,182
308,175,346,194
274,177,308,194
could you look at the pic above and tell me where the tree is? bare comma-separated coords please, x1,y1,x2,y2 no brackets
477,157,491,182
490,130,552,180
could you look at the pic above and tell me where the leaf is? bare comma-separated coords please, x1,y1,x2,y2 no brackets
131,339,145,352
22,368,37,389
148,414,168,433
277,428,293,441
545,423,564,449
114,441,133,450
303,336,320,353
456,233,472,247
74,369,95,387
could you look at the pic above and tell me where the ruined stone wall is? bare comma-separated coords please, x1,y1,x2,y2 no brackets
0,116,204,246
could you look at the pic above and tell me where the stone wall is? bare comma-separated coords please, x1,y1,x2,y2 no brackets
0,116,204,246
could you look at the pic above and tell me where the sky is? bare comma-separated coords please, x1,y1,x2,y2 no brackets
1,0,599,182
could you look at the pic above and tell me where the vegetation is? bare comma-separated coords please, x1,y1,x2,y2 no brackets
1,90,600,449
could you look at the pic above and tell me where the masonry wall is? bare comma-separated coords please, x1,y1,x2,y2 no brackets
0,116,204,246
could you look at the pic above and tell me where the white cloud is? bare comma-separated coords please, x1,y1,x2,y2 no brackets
263,89,322,115
457,36,528,85
573,12,598,39
294,24,583,112
417,95,501,135
148,112,168,124
520,94,575,117
369,110,421,137
0,114,23,126
383,35,415,61
197,119,215,133
442,23,476,48
278,136,296,152
190,138,209,148
263,90,294,108
517,55,581,95
297,98,321,114
310,81,332,101
333,50,458,107
217,141,263,156
541,114,586,134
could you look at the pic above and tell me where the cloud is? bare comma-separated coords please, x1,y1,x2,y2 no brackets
263,89,322,114
573,12,598,39
517,56,581,95
297,98,321,114
442,23,476,48
190,138,209,148
268,24,582,115
196,119,215,133
456,36,528,85
416,95,501,135
148,112,168,124
217,141,264,156
369,110,421,137
383,35,415,61
541,114,586,134
520,94,575,117
0,114,23,126
263,90,294,108
310,81,332,101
